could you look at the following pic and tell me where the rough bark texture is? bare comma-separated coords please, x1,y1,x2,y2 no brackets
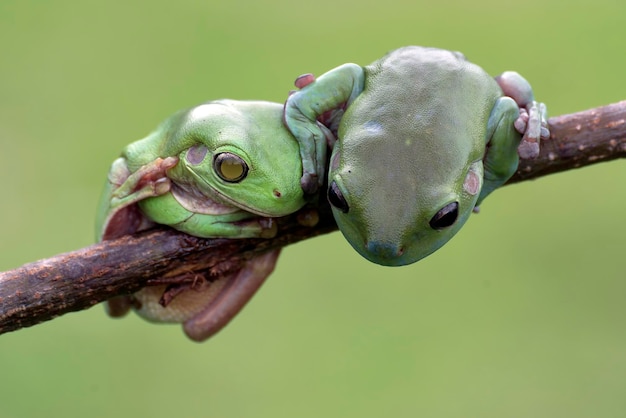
1,101,625,335
511,101,626,182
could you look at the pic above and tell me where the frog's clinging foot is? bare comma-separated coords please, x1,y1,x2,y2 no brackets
111,156,179,204
515,101,550,159
300,173,319,194
136,156,178,188
495,71,549,159
101,156,179,241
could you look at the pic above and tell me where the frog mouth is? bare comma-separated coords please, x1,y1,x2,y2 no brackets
171,182,278,218
210,188,278,218
176,167,277,218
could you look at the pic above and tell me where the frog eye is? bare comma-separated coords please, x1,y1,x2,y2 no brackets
213,152,248,183
429,202,458,230
327,181,349,213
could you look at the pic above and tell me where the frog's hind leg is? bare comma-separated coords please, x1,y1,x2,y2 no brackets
126,249,281,341
182,249,281,341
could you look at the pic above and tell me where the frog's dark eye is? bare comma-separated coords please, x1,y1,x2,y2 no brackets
213,152,248,183
327,181,349,213
429,202,458,230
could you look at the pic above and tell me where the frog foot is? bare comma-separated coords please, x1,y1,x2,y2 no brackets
300,173,320,195
495,71,550,159
111,156,179,203
102,157,179,240
144,272,211,307
286,72,333,195
514,102,550,159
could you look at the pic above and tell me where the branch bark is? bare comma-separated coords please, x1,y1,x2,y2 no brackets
1,101,625,335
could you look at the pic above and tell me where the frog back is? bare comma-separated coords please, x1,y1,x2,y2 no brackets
357,46,501,156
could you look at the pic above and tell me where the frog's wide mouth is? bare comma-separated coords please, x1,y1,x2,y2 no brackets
216,190,287,218
184,165,299,218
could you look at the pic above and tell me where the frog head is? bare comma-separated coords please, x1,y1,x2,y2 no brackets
325,111,484,267
164,100,305,217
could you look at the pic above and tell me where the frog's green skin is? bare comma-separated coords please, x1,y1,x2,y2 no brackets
97,99,306,341
284,46,549,267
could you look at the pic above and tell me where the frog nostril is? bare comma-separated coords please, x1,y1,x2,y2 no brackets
273,189,282,198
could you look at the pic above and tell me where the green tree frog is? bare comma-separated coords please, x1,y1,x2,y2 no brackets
284,46,549,266
96,99,307,341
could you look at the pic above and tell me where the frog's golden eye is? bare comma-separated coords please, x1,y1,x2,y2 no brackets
213,152,248,183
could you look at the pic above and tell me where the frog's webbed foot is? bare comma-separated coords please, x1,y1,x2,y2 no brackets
111,156,179,205
101,156,179,240
495,71,550,159
297,119,337,196
513,102,550,159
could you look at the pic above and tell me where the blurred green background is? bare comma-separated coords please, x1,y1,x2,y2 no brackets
1,1,625,417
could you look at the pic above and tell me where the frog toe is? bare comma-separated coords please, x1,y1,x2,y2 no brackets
300,172,319,194
518,101,549,159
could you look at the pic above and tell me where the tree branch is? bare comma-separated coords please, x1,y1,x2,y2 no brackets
1,101,625,335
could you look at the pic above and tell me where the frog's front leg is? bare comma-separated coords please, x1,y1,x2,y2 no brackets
284,63,365,194
138,190,279,239
97,156,179,241
495,71,550,159
479,96,525,205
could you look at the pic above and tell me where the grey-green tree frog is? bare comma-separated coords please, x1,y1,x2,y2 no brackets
284,46,549,266
96,99,307,341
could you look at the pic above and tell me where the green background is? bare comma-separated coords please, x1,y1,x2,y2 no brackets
1,1,625,417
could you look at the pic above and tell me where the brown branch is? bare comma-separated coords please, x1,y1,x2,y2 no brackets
511,101,626,183
1,101,625,335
